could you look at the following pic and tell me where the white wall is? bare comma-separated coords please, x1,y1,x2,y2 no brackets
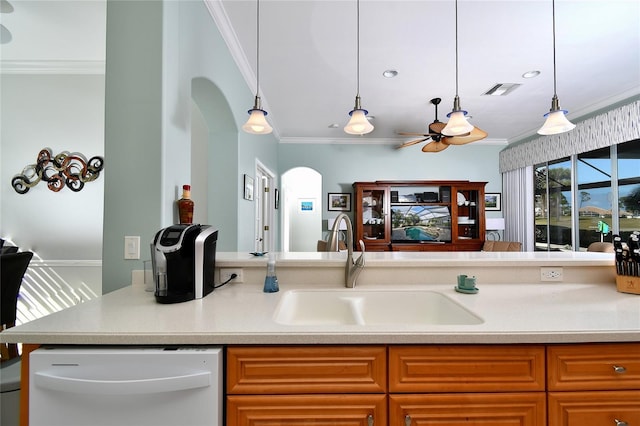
282,167,322,251
0,74,105,261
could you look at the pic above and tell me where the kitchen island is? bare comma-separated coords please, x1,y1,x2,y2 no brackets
1,251,637,345
3,251,639,426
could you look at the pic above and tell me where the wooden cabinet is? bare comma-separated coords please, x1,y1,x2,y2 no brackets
353,180,487,251
547,343,640,426
389,345,547,426
226,346,387,425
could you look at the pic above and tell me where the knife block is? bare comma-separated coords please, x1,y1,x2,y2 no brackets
616,275,640,295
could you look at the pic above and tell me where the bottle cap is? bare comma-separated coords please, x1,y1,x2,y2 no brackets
183,184,191,191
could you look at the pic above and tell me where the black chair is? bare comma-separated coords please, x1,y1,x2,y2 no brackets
1,251,33,361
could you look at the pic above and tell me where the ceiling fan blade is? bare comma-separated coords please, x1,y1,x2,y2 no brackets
396,137,429,149
443,127,488,146
428,121,447,135
421,140,450,152
397,131,431,137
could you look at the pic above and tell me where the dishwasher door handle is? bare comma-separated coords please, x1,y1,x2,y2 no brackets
33,371,212,395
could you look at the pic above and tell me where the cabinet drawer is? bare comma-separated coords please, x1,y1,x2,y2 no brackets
390,392,546,426
227,345,387,394
389,345,546,392
548,343,640,391
548,390,640,426
227,394,386,426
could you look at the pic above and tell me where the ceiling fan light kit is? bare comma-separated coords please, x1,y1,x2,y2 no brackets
344,0,374,136
243,0,273,135
537,0,575,136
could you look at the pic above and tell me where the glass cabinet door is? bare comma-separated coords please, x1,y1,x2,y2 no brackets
455,188,481,241
361,188,387,240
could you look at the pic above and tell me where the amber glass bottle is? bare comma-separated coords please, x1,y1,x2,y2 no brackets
177,184,194,224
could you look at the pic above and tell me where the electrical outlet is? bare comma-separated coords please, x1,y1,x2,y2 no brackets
540,267,563,282
220,268,243,283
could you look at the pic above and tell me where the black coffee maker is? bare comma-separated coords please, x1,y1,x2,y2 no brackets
151,224,218,304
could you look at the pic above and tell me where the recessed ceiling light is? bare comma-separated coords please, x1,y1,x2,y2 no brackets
328,123,340,128
522,70,541,79
382,70,398,78
366,115,375,120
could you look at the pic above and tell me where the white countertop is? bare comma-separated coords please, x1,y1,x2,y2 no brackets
2,264,639,345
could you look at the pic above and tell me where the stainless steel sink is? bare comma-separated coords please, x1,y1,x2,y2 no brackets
273,289,483,326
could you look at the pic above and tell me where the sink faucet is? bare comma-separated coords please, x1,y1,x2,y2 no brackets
326,212,365,288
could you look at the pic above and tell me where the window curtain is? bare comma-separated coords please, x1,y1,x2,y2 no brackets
502,166,534,251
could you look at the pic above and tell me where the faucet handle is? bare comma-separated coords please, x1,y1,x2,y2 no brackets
358,239,366,253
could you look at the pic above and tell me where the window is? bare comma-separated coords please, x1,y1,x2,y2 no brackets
535,157,572,251
577,146,612,249
534,140,640,251
618,140,640,241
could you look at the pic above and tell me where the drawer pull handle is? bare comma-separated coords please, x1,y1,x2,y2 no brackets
367,414,374,426
614,420,628,426
404,415,412,426
613,365,627,374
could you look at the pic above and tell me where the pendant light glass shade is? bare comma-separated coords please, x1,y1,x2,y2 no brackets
344,0,373,136
442,0,474,137
344,96,374,135
243,0,272,135
243,96,272,134
442,96,473,136
537,96,576,135
537,0,575,136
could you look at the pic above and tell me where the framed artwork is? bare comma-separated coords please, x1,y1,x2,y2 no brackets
328,193,351,211
299,198,315,213
485,193,501,211
243,174,254,201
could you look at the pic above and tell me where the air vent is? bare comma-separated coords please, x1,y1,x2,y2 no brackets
482,83,522,96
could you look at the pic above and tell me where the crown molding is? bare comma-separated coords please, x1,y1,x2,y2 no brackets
0,60,105,75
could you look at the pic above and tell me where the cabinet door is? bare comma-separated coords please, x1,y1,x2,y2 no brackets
548,390,640,426
547,343,640,391
389,345,546,393
227,346,387,394
390,393,546,426
355,185,390,248
227,394,386,426
452,184,485,246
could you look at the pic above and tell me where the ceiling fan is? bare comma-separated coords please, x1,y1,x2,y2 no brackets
396,98,488,152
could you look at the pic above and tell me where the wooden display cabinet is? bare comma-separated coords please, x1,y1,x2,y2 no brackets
353,180,487,251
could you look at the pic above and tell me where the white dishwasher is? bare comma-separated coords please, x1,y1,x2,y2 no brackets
29,346,223,426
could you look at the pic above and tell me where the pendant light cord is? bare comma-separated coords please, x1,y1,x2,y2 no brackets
551,0,557,97
356,0,361,97
255,0,261,98
454,0,459,97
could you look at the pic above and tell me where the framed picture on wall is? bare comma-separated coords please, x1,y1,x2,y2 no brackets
243,174,254,201
328,193,351,211
485,193,501,211
299,198,315,213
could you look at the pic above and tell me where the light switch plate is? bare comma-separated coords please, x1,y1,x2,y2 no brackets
124,236,140,259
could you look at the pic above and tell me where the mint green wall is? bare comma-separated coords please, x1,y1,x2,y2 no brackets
278,143,504,226
103,0,278,293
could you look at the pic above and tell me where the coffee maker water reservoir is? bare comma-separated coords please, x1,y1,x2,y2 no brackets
151,224,218,304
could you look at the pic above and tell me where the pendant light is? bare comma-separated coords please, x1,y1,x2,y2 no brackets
344,0,374,135
537,0,575,135
242,0,272,135
442,0,474,137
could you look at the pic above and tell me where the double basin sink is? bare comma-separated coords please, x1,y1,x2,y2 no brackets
273,289,483,326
